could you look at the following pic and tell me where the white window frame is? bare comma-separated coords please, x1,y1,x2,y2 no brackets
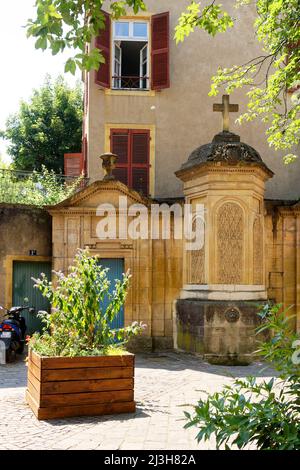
112,19,150,90
113,20,149,41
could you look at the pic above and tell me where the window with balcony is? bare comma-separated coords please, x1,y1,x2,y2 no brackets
112,20,149,90
95,12,170,92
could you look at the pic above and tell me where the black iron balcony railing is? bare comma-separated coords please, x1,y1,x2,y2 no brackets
0,169,89,206
112,75,149,90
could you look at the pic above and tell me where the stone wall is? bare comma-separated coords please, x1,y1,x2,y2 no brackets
265,202,300,331
49,181,183,350
0,204,52,308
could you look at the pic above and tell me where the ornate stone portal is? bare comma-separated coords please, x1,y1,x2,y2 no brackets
175,95,274,364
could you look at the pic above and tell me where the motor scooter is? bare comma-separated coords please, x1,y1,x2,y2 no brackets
0,305,35,362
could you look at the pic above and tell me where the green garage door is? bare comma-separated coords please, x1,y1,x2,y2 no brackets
99,258,125,330
12,261,52,335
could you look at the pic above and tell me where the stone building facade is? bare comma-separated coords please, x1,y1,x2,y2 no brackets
48,124,300,361
1,1,299,362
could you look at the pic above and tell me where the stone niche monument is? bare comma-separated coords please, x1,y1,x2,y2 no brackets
175,95,274,365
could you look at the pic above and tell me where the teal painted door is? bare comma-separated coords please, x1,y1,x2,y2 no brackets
99,258,125,330
12,261,52,334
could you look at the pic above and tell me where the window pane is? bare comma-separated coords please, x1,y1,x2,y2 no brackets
115,22,129,37
133,22,148,38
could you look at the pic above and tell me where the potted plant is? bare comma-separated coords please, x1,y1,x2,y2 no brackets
26,249,145,420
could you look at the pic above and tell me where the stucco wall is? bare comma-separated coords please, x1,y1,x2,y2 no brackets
87,0,300,201
0,204,52,308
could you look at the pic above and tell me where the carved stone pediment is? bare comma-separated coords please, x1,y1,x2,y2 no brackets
47,179,151,213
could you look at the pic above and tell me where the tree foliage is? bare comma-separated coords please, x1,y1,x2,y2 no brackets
0,75,83,172
26,1,146,74
175,0,300,163
0,166,83,207
184,304,300,450
26,1,300,162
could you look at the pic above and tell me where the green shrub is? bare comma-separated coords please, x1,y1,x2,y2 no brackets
0,166,83,207
184,304,300,450
29,249,146,357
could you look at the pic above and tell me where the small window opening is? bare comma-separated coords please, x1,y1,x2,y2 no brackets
113,21,149,90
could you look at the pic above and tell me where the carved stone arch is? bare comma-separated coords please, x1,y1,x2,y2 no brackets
188,215,205,284
216,202,244,284
253,216,263,284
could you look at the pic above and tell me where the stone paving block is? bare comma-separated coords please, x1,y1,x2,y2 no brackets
0,352,276,450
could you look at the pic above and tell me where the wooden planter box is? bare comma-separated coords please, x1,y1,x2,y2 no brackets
26,349,136,420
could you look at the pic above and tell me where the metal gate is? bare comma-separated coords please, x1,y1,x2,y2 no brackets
99,258,125,330
12,261,52,334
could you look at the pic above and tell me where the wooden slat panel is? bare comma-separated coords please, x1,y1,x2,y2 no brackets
28,359,42,382
29,350,41,368
151,12,170,90
26,390,40,419
28,369,41,393
40,389,133,407
39,353,134,369
27,380,41,407
38,400,136,420
95,11,111,88
42,366,133,382
41,378,134,395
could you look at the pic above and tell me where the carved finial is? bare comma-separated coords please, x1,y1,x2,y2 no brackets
213,94,239,132
100,152,118,181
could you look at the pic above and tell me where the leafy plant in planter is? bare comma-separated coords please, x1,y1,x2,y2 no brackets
26,249,145,420
184,304,300,450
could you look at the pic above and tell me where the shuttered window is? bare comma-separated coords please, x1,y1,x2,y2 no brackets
110,129,150,195
151,12,170,90
95,11,170,91
95,11,111,88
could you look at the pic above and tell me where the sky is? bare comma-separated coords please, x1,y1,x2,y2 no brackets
0,0,80,162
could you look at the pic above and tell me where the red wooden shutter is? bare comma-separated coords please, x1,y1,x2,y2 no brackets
113,167,128,186
151,12,170,90
132,168,148,195
95,11,111,88
131,130,150,195
110,129,150,195
132,132,149,164
111,130,129,185
111,131,129,164
64,153,83,176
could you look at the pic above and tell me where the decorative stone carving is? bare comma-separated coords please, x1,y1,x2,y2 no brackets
217,202,244,284
100,152,118,181
253,217,263,284
225,307,240,323
179,131,274,175
188,217,205,284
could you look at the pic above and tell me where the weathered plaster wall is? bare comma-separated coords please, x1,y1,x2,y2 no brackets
0,204,52,308
87,0,300,200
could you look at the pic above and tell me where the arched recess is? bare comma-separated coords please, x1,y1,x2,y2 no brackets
216,202,244,284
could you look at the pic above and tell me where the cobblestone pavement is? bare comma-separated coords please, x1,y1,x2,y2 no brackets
0,352,275,450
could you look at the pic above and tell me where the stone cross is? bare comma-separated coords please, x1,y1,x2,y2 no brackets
213,94,239,132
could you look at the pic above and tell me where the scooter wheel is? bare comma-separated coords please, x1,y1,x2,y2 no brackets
17,343,25,354
6,349,16,363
